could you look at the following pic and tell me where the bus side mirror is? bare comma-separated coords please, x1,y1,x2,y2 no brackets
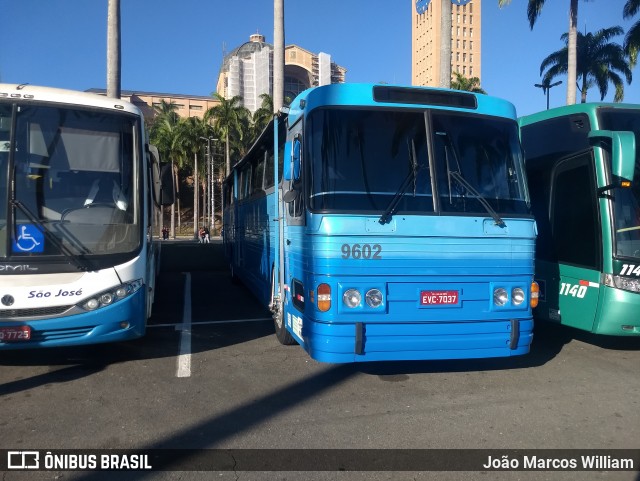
283,137,302,181
160,163,175,206
589,130,636,181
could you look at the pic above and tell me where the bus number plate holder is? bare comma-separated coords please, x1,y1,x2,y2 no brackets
420,290,459,306
0,326,31,342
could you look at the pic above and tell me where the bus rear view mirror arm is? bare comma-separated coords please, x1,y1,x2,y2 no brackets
588,130,636,182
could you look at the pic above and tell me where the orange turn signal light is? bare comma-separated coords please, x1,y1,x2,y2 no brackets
530,281,540,309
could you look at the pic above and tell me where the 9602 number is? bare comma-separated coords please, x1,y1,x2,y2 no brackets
340,243,382,259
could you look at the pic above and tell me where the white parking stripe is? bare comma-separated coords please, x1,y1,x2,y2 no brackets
149,318,272,328
175,272,192,378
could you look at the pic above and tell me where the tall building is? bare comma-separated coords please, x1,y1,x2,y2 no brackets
216,34,346,114
411,0,481,87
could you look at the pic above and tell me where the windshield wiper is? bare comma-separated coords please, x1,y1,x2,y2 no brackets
438,132,506,228
379,139,420,225
448,170,506,228
10,200,93,271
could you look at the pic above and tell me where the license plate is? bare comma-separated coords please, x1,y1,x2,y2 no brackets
420,290,459,306
0,326,31,341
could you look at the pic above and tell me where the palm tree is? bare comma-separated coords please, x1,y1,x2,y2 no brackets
153,99,179,125
273,0,285,113
149,112,184,238
624,0,640,67
176,117,215,236
251,93,274,144
451,72,486,94
106,0,121,99
499,0,580,105
440,0,452,88
540,27,632,103
205,94,250,177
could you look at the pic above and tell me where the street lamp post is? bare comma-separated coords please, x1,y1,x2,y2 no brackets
534,80,562,110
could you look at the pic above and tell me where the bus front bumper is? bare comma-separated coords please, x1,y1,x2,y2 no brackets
0,289,147,350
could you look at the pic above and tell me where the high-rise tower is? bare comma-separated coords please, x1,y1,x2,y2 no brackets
412,0,481,87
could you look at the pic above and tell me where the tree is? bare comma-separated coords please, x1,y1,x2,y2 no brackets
540,27,632,103
624,0,640,67
176,117,215,237
205,94,250,176
499,0,580,105
153,99,179,125
451,72,486,93
106,0,121,99
440,0,452,88
251,93,274,144
149,108,183,238
273,0,285,113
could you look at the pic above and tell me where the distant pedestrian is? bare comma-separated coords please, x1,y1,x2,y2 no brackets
204,226,210,243
162,226,169,240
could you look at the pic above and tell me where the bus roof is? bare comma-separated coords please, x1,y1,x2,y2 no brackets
286,83,517,126
0,83,143,116
518,102,640,128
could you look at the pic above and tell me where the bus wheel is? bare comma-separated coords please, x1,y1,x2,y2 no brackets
274,308,297,345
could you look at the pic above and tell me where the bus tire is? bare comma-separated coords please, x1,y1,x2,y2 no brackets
274,309,297,345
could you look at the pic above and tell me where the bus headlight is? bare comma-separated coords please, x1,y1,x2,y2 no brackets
84,298,100,311
81,279,143,312
604,274,640,293
365,289,383,308
343,289,362,308
512,287,525,306
493,287,508,306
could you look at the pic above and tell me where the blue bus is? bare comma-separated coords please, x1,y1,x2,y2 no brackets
0,84,174,349
223,83,538,363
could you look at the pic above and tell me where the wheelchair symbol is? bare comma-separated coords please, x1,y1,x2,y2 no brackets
13,225,44,253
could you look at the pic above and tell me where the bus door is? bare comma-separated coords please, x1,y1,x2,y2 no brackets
282,124,306,336
547,152,602,331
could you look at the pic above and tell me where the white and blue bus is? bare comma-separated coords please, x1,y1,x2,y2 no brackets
223,83,538,363
0,84,173,349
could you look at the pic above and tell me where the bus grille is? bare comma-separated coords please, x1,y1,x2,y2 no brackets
0,305,73,320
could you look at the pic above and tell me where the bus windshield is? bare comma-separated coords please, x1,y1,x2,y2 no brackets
0,103,140,261
599,108,640,259
307,108,530,216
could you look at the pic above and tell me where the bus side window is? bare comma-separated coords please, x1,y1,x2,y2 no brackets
264,150,275,189
253,154,265,196
239,165,252,200
551,154,600,269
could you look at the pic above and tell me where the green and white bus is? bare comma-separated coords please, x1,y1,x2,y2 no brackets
519,103,639,336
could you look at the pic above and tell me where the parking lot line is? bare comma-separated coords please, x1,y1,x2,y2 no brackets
149,318,272,328
175,272,192,378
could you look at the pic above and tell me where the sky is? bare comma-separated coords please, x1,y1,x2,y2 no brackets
1,0,638,117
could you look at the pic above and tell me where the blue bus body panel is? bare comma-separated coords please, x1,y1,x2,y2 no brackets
0,289,146,350
297,319,534,363
278,214,535,363
288,83,517,124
